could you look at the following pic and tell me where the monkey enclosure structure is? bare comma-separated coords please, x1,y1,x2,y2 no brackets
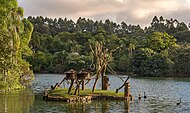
64,69,91,95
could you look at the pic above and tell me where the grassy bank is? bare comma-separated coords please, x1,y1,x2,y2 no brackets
47,88,124,99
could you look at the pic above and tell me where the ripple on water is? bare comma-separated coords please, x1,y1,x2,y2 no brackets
1,74,190,113
30,75,190,113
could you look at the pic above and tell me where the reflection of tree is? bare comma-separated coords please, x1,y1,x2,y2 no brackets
0,90,34,113
102,101,109,113
65,102,91,113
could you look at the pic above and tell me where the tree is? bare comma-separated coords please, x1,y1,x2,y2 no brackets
132,48,155,75
169,44,190,76
25,15,190,76
0,0,34,89
146,32,176,52
140,53,173,76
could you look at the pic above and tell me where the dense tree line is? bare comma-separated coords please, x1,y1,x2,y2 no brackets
0,0,34,90
26,16,190,76
1,1,189,91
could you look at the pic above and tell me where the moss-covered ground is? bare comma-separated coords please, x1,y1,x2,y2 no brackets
47,88,124,99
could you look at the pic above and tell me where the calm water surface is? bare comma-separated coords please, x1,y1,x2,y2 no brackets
1,74,190,113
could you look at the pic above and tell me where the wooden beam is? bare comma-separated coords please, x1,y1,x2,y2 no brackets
115,77,129,93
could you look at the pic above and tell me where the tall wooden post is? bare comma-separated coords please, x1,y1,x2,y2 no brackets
102,76,109,90
101,65,106,90
74,80,80,95
82,80,85,91
124,82,130,98
68,79,74,94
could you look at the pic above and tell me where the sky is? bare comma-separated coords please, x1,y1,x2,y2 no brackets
17,0,190,28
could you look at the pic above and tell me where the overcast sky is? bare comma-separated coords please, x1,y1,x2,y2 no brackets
17,0,190,27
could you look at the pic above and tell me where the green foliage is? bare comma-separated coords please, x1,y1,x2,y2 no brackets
140,54,173,76
146,32,176,52
132,48,155,75
0,81,8,90
0,0,34,90
169,43,190,76
173,31,190,43
149,16,188,34
25,15,190,77
132,48,174,76
131,31,177,76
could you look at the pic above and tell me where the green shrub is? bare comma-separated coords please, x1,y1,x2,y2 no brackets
0,81,8,90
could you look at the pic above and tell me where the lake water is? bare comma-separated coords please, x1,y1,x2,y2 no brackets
1,74,190,113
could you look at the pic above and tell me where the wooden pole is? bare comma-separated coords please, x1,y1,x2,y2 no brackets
102,76,109,90
82,80,85,91
68,79,74,94
115,77,129,93
124,82,130,98
92,77,99,92
58,77,66,86
101,63,106,90
74,80,79,95
74,80,82,95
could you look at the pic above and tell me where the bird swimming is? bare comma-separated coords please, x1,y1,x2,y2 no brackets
129,94,134,101
138,94,142,100
144,92,147,99
177,98,181,105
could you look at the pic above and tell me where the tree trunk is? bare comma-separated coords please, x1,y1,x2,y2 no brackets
102,76,109,90
92,77,99,92
101,65,106,90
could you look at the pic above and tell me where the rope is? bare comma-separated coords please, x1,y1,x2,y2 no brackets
90,63,95,70
85,71,97,85
89,49,96,70
107,64,125,82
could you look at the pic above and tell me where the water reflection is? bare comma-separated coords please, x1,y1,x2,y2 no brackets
124,100,130,113
0,90,34,113
62,100,131,113
1,74,190,113
26,97,131,113
65,102,92,113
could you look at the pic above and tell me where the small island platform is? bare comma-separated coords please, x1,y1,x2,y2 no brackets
43,88,128,102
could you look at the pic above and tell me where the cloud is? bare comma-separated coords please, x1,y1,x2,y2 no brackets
18,0,190,27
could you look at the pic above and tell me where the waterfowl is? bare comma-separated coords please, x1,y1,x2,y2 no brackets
144,92,147,99
130,94,134,101
138,94,142,100
177,98,181,105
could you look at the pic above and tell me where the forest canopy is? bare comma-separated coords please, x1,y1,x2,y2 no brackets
1,0,189,91
26,16,190,77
